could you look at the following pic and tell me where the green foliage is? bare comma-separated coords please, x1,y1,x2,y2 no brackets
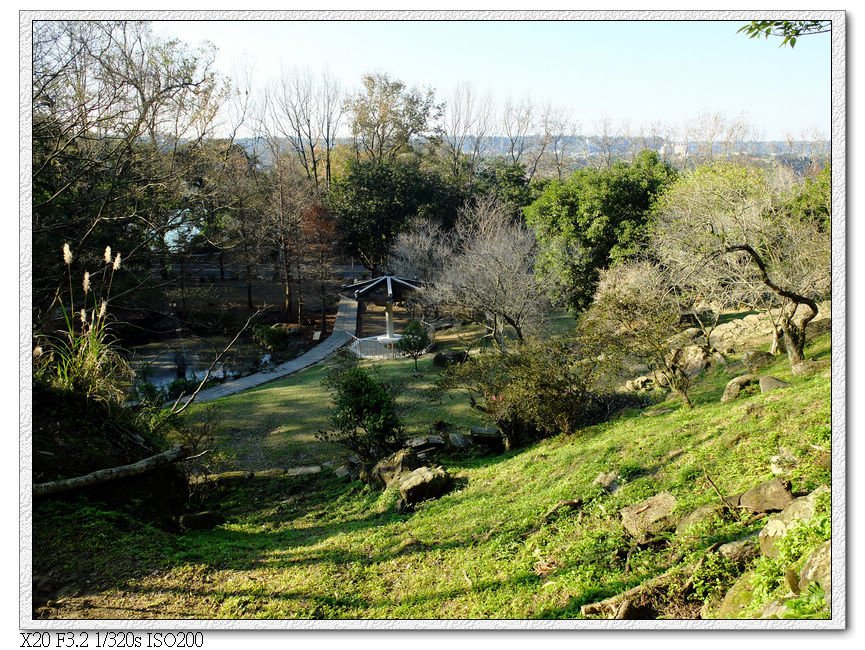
691,554,740,602
474,160,533,216
33,244,131,404
328,159,462,272
396,320,432,372
525,150,677,311
737,20,831,48
252,324,295,353
581,260,694,407
783,583,830,619
785,164,831,226
747,490,831,616
317,366,404,463
442,336,610,446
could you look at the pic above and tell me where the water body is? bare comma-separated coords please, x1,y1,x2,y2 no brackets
129,336,265,391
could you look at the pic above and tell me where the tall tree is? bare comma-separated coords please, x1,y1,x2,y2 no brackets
346,72,443,163
32,20,227,326
525,150,677,311
652,162,831,366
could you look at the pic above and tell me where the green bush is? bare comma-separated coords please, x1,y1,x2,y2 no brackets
316,366,404,463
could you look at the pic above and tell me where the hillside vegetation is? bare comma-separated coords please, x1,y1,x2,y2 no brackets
33,322,831,620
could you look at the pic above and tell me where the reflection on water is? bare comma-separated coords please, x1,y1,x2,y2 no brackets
129,336,265,390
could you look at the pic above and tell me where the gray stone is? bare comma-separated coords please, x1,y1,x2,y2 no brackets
799,539,832,595
743,350,774,372
721,374,758,402
626,376,654,392
398,466,453,505
369,448,421,488
594,471,620,493
791,360,830,376
759,486,830,558
334,465,351,479
619,492,677,542
447,432,472,448
676,504,722,535
738,478,794,513
406,435,446,449
713,572,756,619
759,376,789,394
679,345,712,376
683,327,703,340
770,449,799,476
760,599,791,619
718,533,760,565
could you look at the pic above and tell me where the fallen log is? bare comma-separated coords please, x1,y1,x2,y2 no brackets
33,445,190,497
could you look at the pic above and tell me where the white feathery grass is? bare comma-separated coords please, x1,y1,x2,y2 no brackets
63,243,73,265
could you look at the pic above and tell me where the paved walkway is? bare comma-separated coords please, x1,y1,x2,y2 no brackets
177,297,358,405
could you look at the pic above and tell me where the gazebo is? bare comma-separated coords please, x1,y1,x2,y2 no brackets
342,275,427,359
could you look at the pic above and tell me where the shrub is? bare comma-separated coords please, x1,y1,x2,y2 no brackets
397,320,431,372
316,366,404,463
441,336,609,447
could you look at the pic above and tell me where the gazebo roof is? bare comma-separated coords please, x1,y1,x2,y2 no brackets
342,275,423,304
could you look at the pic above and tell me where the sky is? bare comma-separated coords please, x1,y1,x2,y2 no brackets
153,17,832,141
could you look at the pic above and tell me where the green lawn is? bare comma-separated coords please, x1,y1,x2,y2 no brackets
34,331,832,620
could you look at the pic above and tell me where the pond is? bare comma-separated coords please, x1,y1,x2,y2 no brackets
129,335,266,391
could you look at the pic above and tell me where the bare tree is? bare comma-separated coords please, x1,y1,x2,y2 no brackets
433,196,550,348
653,162,830,366
440,82,493,183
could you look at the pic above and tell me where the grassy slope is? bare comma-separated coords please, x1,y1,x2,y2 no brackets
33,329,831,620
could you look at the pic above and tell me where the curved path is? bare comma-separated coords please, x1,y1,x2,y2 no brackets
178,297,357,405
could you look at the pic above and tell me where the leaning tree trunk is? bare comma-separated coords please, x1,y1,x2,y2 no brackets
725,244,818,368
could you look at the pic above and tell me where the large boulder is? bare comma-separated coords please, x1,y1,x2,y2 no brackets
626,376,654,392
619,492,677,542
368,448,421,488
679,345,712,376
743,350,774,372
405,435,447,460
676,504,722,536
712,571,756,619
798,539,832,595
720,374,758,402
398,466,453,506
718,533,761,565
759,376,789,394
737,478,794,514
791,359,830,376
447,432,472,449
758,486,830,558
470,426,506,454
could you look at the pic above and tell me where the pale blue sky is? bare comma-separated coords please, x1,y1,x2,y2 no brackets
156,19,831,140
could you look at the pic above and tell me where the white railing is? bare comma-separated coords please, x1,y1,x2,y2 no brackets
348,323,436,360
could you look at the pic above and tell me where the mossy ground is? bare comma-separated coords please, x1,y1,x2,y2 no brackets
32,326,832,620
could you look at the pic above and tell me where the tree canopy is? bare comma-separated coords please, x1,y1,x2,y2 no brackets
525,150,677,311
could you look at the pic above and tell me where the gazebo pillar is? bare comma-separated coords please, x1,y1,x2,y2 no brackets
385,301,395,339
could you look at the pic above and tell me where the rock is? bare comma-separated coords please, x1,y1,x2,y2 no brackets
676,504,722,535
285,465,321,477
798,539,832,595
406,435,445,449
447,432,472,448
682,327,703,340
743,314,762,326
594,471,620,493
626,376,654,392
180,511,225,530
398,466,453,506
713,571,756,619
759,376,789,394
769,449,799,475
760,599,791,619
470,426,505,453
369,448,421,488
432,350,469,367
743,350,774,372
718,533,760,565
679,345,712,376
738,478,794,513
334,465,351,479
759,486,830,558
619,492,677,542
791,360,830,376
720,374,758,402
